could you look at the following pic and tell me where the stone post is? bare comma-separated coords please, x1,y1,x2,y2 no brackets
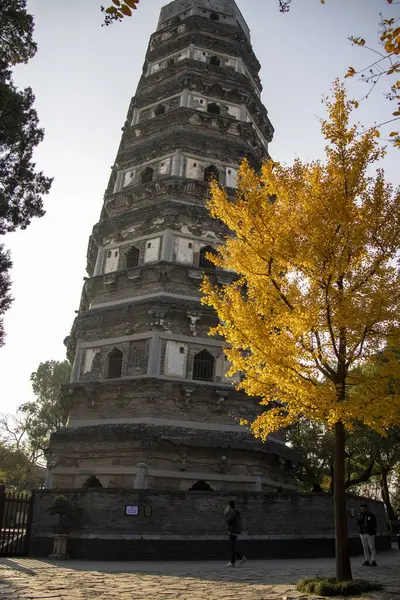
131,108,139,125
44,457,57,489
49,534,69,560
254,476,262,492
180,89,190,108
93,247,104,276
44,470,54,490
172,150,183,176
134,463,148,489
161,229,174,262
71,344,82,383
147,334,161,377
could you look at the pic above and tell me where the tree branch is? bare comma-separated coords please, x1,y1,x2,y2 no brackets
267,257,294,310
345,458,377,489
324,276,340,360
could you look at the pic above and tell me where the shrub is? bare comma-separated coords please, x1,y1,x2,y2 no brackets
296,577,382,597
47,495,83,534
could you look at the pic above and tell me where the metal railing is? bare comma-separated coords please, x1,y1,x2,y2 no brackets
193,352,215,381
0,485,34,557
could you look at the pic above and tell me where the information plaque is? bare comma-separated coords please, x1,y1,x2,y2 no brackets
125,505,139,516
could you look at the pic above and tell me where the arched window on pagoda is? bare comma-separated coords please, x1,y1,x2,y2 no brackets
193,349,215,382
154,104,166,116
106,348,123,379
141,167,154,184
204,165,219,183
199,245,216,270
209,55,221,67
210,12,220,21
125,246,140,269
81,475,103,488
207,102,221,115
188,480,214,491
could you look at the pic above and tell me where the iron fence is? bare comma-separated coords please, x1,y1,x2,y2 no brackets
0,485,34,556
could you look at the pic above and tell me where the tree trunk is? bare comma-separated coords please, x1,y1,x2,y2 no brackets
329,462,334,493
334,421,352,582
380,468,395,527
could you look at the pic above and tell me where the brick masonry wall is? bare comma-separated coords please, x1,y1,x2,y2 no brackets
30,490,391,560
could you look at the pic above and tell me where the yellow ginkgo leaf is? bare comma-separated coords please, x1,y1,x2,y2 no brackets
121,3,132,15
345,67,356,78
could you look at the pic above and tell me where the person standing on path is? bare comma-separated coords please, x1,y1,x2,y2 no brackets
224,500,247,568
393,514,400,551
357,502,378,566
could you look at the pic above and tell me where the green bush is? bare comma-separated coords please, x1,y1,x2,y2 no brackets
297,577,382,597
46,495,83,534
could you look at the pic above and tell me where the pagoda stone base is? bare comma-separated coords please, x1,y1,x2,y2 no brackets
30,490,391,560
49,423,298,492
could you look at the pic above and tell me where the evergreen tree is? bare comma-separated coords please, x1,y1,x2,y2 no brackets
0,0,52,345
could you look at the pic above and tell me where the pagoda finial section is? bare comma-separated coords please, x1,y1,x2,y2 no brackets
157,0,251,42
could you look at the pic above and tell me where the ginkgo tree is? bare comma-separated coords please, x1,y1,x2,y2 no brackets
201,80,400,582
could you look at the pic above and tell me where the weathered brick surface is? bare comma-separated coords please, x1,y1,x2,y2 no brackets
32,490,387,536
63,378,263,424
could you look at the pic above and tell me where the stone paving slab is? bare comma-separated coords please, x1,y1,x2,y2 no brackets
0,550,399,600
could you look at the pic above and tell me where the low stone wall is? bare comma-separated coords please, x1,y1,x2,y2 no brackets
30,489,391,560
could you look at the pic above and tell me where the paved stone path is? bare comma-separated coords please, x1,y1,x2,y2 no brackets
0,549,399,600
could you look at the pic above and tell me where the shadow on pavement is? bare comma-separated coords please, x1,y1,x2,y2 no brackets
1,549,398,589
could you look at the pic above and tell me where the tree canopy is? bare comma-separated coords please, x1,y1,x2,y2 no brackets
0,0,52,345
290,420,400,522
0,440,35,490
0,360,71,489
202,80,400,581
18,360,71,459
203,83,400,437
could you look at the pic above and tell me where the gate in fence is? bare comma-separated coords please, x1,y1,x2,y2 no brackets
0,485,34,557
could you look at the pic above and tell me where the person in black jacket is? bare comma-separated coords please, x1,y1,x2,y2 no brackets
224,500,247,567
393,515,400,551
357,502,378,566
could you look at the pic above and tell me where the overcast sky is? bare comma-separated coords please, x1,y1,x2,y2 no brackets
0,0,398,415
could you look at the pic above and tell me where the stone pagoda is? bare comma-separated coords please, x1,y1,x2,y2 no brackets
49,0,298,491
